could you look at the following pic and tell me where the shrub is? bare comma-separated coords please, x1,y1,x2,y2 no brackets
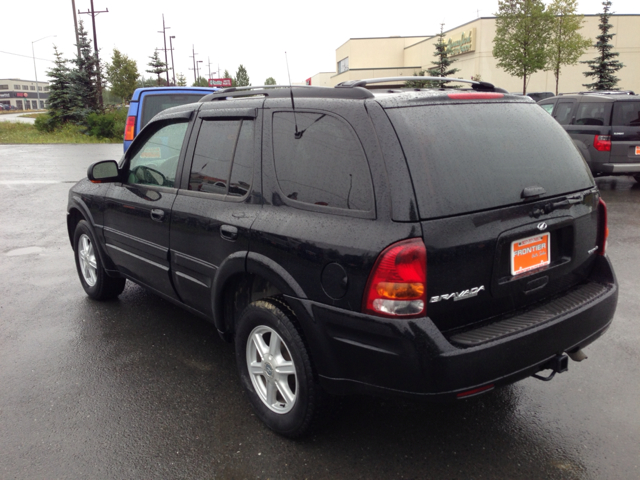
84,109,127,139
34,113,58,133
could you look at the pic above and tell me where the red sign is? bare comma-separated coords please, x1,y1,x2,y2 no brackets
208,78,233,88
17,92,29,97
305,78,312,85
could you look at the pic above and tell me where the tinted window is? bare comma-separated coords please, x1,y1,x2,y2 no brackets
140,94,205,130
272,112,373,211
612,101,640,126
554,101,574,124
386,103,594,220
189,119,254,197
127,121,188,188
189,120,239,194
575,102,608,126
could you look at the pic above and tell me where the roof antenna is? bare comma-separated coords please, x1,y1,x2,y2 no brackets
285,51,302,139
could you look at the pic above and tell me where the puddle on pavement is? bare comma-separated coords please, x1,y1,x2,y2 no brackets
6,246,45,256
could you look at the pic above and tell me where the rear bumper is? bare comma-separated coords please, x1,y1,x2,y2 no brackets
599,163,640,174
286,255,617,400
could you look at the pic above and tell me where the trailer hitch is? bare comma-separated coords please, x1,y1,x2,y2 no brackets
532,354,569,382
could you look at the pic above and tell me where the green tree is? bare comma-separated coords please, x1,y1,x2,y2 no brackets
193,76,209,87
427,24,460,87
46,46,75,127
404,70,435,88
106,48,139,102
264,77,276,85
493,0,554,94
223,69,237,87
545,0,591,95
581,0,624,90
146,50,168,86
234,65,250,87
176,73,187,86
69,21,101,121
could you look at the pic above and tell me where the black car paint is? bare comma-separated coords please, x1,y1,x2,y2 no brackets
68,88,618,400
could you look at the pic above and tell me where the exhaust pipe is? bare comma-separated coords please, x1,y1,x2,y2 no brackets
568,349,588,362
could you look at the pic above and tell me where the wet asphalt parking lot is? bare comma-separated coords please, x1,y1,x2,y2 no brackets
0,144,638,479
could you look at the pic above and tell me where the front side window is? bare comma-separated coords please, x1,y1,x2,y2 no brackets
272,112,373,211
127,121,188,188
553,101,574,124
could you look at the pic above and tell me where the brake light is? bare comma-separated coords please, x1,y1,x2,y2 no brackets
124,116,136,141
593,135,611,152
597,198,608,256
447,92,504,100
363,238,427,318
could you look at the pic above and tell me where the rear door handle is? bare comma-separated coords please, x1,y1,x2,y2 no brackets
150,209,165,222
220,225,238,241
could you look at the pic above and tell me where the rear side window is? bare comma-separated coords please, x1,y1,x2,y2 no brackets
272,112,373,212
140,94,206,130
188,119,254,196
612,101,640,126
539,103,554,114
575,102,609,126
386,103,594,220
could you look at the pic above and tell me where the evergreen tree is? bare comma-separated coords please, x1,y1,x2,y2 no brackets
146,50,168,86
176,73,187,86
546,0,591,94
581,0,624,90
427,24,460,88
223,69,236,87
106,48,139,102
46,46,75,127
234,65,250,87
69,21,101,121
404,70,434,89
493,0,554,94
264,77,276,85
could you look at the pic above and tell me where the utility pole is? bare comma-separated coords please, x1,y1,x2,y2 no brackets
206,57,213,80
169,36,176,86
70,0,80,58
190,45,198,84
78,0,108,109
197,60,203,83
158,14,170,86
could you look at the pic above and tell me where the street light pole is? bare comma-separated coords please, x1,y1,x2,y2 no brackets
32,35,56,110
169,36,176,85
158,14,170,85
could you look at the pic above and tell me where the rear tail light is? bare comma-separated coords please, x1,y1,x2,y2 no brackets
597,198,608,256
124,116,136,141
363,238,427,318
593,135,611,152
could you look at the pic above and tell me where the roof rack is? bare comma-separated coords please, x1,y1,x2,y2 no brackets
335,76,507,93
560,90,636,96
200,84,375,101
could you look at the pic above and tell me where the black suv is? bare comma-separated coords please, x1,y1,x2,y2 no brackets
67,78,618,437
539,91,640,181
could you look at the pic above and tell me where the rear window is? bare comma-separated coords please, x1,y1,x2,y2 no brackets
386,103,594,219
140,94,205,130
612,101,640,126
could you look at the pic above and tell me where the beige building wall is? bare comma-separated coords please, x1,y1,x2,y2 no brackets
324,15,640,94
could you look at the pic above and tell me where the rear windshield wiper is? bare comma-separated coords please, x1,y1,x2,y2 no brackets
531,193,584,217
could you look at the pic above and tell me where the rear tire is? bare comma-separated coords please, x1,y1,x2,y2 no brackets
633,174,640,183
73,220,126,300
235,298,322,438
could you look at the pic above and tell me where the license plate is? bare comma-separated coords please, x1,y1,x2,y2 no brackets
511,233,550,276
636,146,640,155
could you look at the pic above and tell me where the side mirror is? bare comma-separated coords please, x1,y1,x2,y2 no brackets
87,160,119,183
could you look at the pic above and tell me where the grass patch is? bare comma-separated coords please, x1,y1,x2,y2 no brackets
19,113,46,119
0,122,119,144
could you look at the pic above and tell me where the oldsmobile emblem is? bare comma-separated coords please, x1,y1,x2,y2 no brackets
430,285,485,303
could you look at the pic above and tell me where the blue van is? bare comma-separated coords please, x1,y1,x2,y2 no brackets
123,86,218,152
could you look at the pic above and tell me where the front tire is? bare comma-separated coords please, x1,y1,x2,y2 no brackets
235,298,322,438
73,220,125,300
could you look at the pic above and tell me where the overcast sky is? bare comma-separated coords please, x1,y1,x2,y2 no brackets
1,0,637,87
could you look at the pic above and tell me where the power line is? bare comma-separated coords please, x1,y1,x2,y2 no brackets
0,50,55,62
